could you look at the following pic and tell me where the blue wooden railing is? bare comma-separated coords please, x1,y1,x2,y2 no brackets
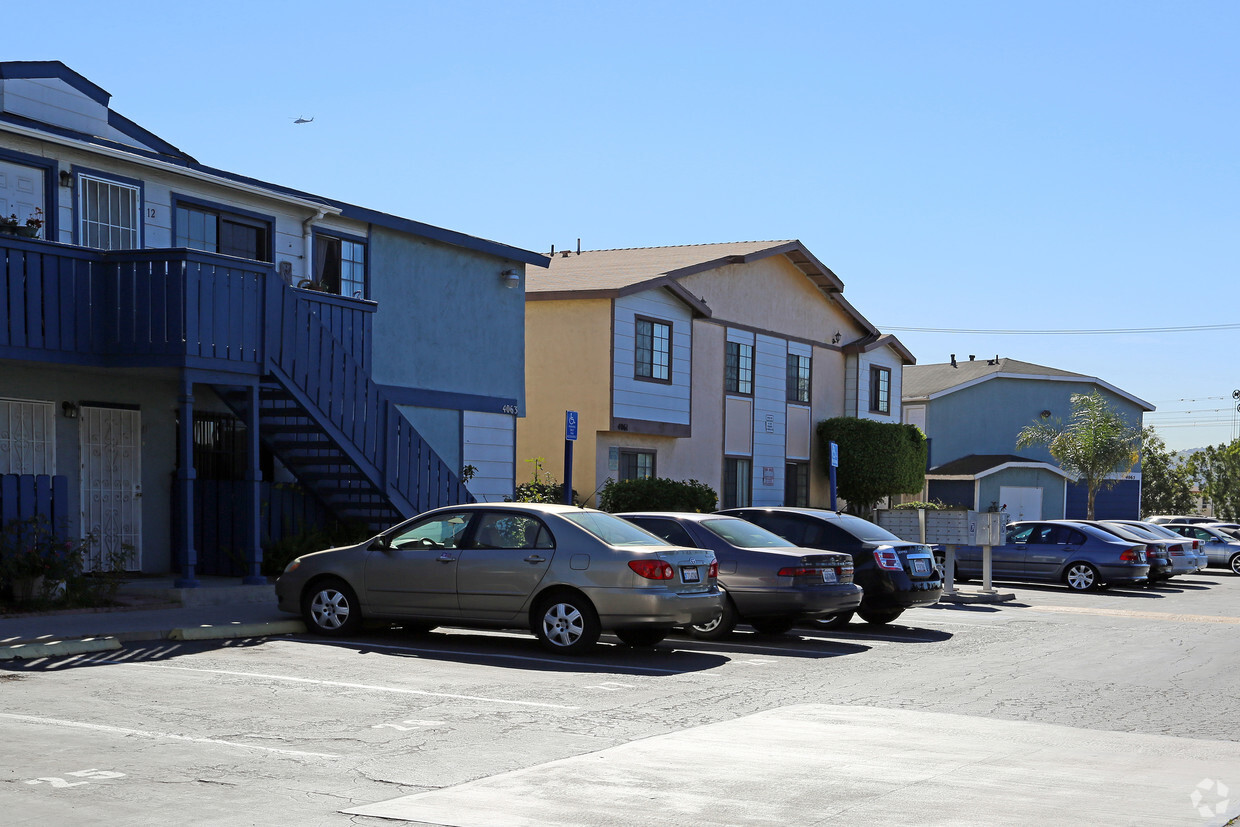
1,235,469,516
0,474,70,526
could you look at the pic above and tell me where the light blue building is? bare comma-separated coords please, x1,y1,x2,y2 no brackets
0,61,547,582
902,357,1153,520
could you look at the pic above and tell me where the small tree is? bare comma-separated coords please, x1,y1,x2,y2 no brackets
1139,427,1195,517
1186,438,1240,520
509,457,577,505
816,418,927,516
1015,391,1140,519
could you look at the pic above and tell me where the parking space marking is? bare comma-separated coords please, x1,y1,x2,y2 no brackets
1027,605,1240,624
585,682,635,691
0,713,341,758
115,662,580,709
372,720,446,731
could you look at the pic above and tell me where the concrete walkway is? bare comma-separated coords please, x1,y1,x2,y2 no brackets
0,578,302,660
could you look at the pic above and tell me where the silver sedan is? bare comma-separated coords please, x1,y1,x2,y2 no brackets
275,502,722,654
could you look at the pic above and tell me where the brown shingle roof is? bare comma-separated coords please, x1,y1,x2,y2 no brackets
903,357,1154,411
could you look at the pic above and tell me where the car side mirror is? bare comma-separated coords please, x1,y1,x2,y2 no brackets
370,537,389,550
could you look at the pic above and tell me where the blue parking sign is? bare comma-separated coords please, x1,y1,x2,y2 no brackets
566,410,579,441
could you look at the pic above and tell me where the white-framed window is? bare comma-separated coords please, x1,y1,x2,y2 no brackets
0,398,56,475
79,174,140,250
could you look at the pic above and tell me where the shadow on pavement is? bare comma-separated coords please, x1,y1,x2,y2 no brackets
0,636,269,673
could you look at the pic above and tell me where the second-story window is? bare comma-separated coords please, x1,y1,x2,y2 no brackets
725,341,753,395
869,366,891,414
79,174,140,250
315,234,368,298
634,317,671,382
786,352,810,403
175,203,271,262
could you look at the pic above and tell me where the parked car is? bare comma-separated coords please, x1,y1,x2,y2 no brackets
1104,520,1206,575
619,512,863,639
1084,521,1173,583
716,508,942,626
1145,515,1215,525
1161,523,1240,574
275,502,722,654
955,520,1149,591
1206,522,1240,541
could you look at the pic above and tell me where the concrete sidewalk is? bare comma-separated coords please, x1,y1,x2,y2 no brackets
0,578,305,660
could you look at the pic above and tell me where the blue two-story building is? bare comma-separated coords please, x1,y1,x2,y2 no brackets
0,61,547,583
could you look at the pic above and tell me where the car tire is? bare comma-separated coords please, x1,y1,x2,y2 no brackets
533,592,601,655
749,616,798,635
614,628,668,647
302,577,362,636
857,607,904,625
1064,562,1100,592
690,591,738,640
813,610,854,630
1230,553,1240,575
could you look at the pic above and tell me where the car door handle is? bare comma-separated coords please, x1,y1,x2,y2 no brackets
523,555,546,564
437,553,456,563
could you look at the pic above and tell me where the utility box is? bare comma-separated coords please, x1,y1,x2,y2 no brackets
968,511,1006,546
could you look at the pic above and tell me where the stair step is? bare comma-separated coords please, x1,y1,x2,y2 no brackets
298,471,368,483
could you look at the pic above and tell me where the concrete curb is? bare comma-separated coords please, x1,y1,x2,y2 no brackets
1,637,122,661
168,620,306,641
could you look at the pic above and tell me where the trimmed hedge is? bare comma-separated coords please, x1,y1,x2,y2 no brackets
816,418,927,512
597,477,718,513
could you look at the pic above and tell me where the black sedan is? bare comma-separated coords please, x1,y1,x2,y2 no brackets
717,507,943,626
620,512,862,639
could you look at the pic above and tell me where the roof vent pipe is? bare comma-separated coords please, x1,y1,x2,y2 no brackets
576,238,581,255
950,354,957,368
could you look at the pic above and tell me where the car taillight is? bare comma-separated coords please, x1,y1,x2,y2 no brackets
873,549,903,571
629,559,675,580
708,560,719,579
1169,544,1185,556
1120,547,1145,563
778,566,822,577
1192,540,1200,550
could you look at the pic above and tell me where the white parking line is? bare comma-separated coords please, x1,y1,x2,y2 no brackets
0,712,340,758
113,662,581,709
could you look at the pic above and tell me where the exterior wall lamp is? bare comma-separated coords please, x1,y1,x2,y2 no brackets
62,401,80,418
501,268,521,289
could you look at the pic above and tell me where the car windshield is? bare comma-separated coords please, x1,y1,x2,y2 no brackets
833,513,904,543
1133,522,1180,539
701,518,795,548
562,511,668,547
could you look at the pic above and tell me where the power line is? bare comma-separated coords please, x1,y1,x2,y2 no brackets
879,323,1240,335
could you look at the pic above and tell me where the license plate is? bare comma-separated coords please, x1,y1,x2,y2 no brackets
681,566,700,583
912,559,930,575
821,569,837,584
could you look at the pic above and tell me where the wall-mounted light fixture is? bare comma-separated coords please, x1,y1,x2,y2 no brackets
62,401,80,418
501,268,521,289
831,330,842,345
59,170,73,188
1040,410,1052,419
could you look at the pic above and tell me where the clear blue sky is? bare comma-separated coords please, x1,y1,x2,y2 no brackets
12,1,1237,451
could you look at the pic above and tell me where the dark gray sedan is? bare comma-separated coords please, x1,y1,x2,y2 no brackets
275,503,722,654
956,520,1149,591
619,512,862,638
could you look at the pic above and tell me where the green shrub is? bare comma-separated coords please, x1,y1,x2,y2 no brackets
817,418,927,515
508,457,577,505
597,477,718,513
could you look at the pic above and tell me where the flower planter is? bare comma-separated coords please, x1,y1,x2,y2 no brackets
15,226,40,238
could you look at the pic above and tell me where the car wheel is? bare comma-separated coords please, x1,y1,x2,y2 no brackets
749,616,798,635
857,607,903,625
813,610,854,630
533,593,601,655
1064,562,1100,591
1230,553,1240,575
690,591,738,640
614,628,668,647
302,577,362,636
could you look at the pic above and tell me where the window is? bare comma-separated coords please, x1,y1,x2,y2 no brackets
468,513,554,550
634,317,671,382
869,366,891,414
723,457,752,508
725,341,753,395
315,233,367,298
176,203,271,262
784,462,809,507
786,353,810,403
79,174,140,250
619,449,656,481
388,512,472,550
625,517,698,548
0,399,55,474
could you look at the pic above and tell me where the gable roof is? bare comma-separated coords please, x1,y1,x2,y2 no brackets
526,240,886,336
903,357,1154,411
927,453,1073,480
0,61,549,268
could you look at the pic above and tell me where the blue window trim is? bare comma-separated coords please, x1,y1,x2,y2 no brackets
171,192,275,262
311,226,369,298
0,147,57,239
71,164,144,249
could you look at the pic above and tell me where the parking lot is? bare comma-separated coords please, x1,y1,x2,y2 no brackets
3,571,1239,825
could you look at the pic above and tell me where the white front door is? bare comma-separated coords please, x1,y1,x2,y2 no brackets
80,407,142,572
999,486,1043,522
0,159,45,230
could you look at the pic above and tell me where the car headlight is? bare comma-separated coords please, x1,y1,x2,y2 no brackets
283,558,303,574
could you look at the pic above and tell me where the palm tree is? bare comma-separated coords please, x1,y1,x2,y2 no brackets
1015,391,1141,519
